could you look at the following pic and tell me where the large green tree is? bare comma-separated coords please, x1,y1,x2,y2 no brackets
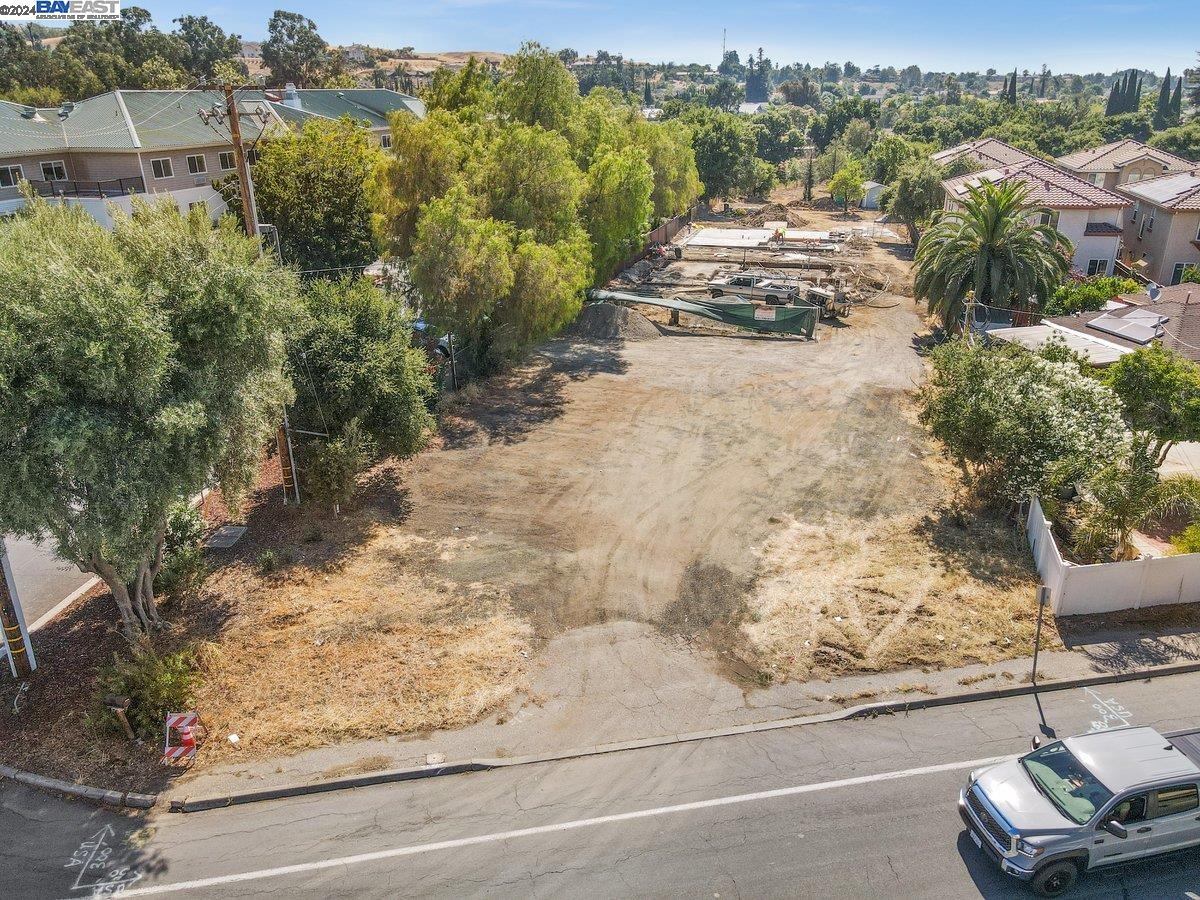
261,9,328,86
290,277,435,456
496,41,579,131
0,198,299,638
1104,344,1200,465
171,15,242,79
915,181,1072,328
884,157,944,246
581,145,654,280
373,110,475,259
252,116,382,273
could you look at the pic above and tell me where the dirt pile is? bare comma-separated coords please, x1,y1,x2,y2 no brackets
569,302,661,341
739,202,810,228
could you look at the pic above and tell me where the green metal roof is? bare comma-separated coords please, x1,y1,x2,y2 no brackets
264,88,425,128
0,87,421,158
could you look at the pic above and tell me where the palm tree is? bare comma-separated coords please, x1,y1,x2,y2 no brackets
1069,449,1200,562
914,181,1072,329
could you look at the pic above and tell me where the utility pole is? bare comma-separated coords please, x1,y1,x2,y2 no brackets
0,537,35,678
199,86,263,236
223,83,258,236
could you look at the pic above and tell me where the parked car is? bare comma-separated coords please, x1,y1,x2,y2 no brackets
707,274,798,305
959,725,1200,896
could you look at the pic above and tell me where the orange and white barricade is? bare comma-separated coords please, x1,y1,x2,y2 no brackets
162,711,201,764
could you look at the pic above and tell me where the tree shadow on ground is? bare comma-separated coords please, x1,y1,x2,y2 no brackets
916,504,1038,590
1057,604,1200,671
438,339,629,450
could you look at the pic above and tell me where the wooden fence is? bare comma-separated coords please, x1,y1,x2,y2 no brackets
599,205,697,284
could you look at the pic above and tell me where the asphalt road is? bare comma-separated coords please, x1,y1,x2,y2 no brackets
5,674,1200,899
3,534,93,629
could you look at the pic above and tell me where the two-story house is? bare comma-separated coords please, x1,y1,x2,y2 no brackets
0,85,424,227
1112,169,1200,286
939,158,1131,276
1056,140,1195,190
931,137,1036,170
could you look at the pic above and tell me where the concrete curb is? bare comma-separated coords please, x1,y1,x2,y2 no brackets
0,763,156,810
166,658,1200,813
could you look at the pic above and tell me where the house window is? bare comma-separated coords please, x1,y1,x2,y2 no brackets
1091,173,1105,187
1196,220,1200,242
1172,263,1192,285
246,147,260,165
1087,259,1110,277
1131,202,1139,222
0,164,23,188
1038,210,1060,230
40,160,66,181
186,154,207,175
1147,212,1155,233
218,151,235,171
380,133,392,149
1126,172,1143,184
150,158,173,179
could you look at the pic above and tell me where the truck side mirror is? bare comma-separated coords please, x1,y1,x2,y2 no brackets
1031,736,1042,750
1102,820,1128,839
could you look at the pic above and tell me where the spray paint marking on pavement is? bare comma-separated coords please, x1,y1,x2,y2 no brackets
64,825,142,896
1082,686,1134,732
113,753,1013,896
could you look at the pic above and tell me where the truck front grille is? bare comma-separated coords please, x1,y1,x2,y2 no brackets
967,787,1012,850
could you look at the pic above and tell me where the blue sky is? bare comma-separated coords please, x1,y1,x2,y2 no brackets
140,0,1199,75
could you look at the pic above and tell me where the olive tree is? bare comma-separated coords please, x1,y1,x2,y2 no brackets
0,198,300,639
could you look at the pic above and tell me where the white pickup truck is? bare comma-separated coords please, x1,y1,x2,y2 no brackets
960,725,1200,896
707,274,798,305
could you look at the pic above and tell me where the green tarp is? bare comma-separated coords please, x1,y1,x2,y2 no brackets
589,290,818,338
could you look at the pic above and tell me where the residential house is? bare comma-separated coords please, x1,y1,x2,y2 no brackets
931,137,1037,170
1056,139,1195,190
1112,169,1200,286
262,83,426,149
989,283,1200,367
0,86,423,226
939,158,1130,276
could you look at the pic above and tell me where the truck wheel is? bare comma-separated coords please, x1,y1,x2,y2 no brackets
765,295,778,304
710,289,723,298
1031,861,1078,898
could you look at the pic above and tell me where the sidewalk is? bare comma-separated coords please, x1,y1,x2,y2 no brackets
170,615,1200,802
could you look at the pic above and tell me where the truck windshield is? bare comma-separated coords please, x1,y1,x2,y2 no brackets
1020,742,1114,825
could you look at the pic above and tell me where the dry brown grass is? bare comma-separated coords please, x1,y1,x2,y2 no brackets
190,527,531,761
740,509,1060,682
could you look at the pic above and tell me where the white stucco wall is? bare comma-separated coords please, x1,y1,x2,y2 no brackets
1053,209,1121,275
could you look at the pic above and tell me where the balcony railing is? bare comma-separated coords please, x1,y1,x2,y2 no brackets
32,177,145,199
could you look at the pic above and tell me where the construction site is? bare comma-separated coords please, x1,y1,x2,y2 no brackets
592,202,910,340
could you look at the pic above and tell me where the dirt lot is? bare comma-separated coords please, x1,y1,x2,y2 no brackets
0,213,1069,784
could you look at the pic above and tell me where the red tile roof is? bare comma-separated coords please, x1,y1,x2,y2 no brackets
941,159,1131,210
1083,221,1123,236
931,138,1037,169
1057,139,1195,174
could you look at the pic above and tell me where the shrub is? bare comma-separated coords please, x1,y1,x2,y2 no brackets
90,645,197,740
302,419,376,512
1042,276,1140,317
155,502,207,598
1171,523,1200,554
919,339,1126,504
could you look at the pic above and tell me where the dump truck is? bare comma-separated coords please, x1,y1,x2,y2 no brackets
959,725,1200,897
